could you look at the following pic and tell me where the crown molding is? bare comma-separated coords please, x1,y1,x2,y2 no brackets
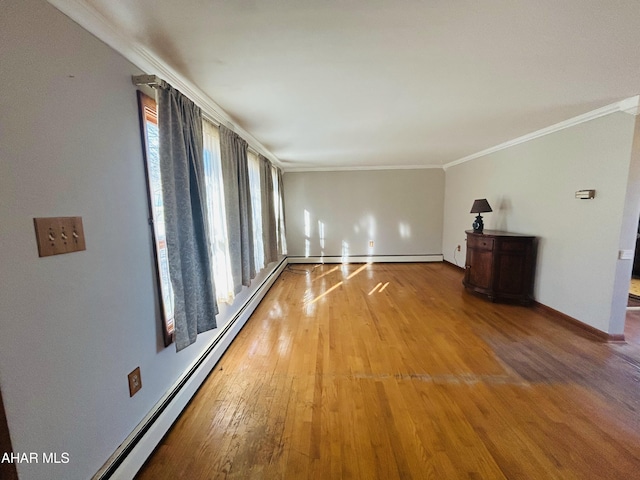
47,0,283,168
619,95,640,116
283,164,443,173
443,95,640,170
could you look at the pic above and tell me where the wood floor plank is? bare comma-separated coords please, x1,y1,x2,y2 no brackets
136,263,640,479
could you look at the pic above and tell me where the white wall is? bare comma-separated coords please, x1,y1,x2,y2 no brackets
0,1,281,478
284,169,444,258
443,112,638,334
609,119,640,334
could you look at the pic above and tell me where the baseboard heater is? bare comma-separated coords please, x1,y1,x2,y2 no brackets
287,254,443,264
93,257,289,480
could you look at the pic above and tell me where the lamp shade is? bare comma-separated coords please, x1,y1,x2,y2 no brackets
470,198,492,214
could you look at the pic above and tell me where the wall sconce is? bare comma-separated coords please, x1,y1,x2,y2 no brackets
470,198,492,233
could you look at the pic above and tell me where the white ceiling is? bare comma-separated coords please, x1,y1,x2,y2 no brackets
54,0,640,170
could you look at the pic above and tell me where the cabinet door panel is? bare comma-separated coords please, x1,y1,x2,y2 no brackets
496,254,526,294
468,249,493,289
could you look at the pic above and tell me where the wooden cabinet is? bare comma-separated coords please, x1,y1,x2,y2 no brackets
463,230,535,304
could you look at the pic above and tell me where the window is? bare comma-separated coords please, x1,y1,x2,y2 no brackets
136,91,174,345
137,88,286,343
247,150,264,272
273,167,288,255
202,120,235,304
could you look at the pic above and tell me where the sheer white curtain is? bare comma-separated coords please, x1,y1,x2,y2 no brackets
273,167,288,255
247,150,264,272
202,120,235,304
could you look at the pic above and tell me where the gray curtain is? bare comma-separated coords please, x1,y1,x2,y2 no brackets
276,167,287,254
219,125,255,292
259,155,278,265
158,86,218,352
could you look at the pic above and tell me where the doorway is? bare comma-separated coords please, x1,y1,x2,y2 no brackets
629,217,640,307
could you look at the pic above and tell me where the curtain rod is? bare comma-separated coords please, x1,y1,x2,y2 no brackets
132,75,264,157
132,74,167,89
131,72,283,168
132,74,223,128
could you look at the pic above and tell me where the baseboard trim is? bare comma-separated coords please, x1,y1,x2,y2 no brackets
443,259,464,270
287,254,443,264
533,301,625,343
94,257,289,480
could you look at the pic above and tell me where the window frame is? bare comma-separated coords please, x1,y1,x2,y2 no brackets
136,90,174,347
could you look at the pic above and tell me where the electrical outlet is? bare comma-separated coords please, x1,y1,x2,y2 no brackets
128,367,142,397
33,217,86,257
369,240,374,247
457,245,461,251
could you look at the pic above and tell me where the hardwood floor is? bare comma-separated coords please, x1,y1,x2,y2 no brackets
136,263,640,479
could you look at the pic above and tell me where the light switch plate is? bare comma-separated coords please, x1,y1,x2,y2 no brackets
128,367,142,397
619,249,634,260
34,217,86,257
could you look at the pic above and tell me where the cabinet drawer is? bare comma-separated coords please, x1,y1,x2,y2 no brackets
467,235,494,251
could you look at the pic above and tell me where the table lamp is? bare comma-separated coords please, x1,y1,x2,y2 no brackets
470,199,492,233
